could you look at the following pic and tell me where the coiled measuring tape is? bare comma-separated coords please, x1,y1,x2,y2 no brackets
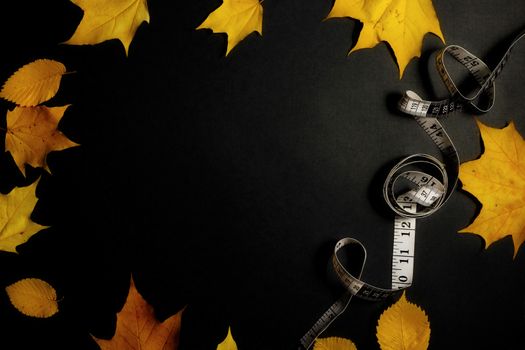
298,29,525,350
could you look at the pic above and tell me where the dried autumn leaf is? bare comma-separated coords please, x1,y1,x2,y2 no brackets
376,292,430,350
6,105,79,176
327,0,444,78
217,326,238,350
459,120,525,257
314,337,358,350
65,0,150,55
197,0,263,55
93,277,183,350
0,59,66,107
6,278,58,318
0,180,48,253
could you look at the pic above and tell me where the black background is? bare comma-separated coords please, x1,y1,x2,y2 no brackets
1,0,525,349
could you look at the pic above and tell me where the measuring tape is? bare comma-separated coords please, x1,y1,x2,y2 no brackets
298,29,525,350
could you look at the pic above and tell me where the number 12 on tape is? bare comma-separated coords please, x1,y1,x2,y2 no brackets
392,201,416,289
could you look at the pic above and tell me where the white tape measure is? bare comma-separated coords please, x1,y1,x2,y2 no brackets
298,29,525,350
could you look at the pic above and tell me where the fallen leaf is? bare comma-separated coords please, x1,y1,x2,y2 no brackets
93,276,184,350
376,292,430,350
6,105,79,176
217,326,238,350
6,278,58,318
0,180,48,253
327,0,444,78
197,0,263,55
0,59,66,107
459,120,525,257
314,337,358,350
65,0,150,55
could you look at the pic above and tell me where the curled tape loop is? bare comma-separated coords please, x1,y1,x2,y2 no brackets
299,238,396,349
399,31,525,118
332,238,394,300
383,154,448,218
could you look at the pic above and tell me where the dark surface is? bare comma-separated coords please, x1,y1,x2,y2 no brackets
1,0,525,349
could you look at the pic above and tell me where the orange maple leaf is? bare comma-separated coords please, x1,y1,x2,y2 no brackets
93,277,184,350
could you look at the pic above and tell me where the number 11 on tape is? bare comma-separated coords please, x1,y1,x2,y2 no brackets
392,200,416,289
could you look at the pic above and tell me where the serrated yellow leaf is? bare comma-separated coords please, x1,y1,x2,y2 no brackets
314,337,358,350
197,0,263,55
459,120,525,257
376,292,430,350
327,0,444,78
217,326,238,350
93,276,184,350
65,0,150,55
6,278,58,318
0,180,48,253
6,105,79,176
0,59,66,107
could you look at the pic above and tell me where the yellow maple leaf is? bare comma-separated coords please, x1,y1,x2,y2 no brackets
314,337,358,350
0,59,66,107
0,180,48,253
459,120,525,257
6,105,79,176
327,0,444,78
197,0,263,55
93,276,184,350
65,0,150,55
6,278,58,318
217,326,238,350
376,292,430,350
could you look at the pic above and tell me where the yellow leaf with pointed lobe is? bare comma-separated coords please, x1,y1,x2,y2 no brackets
0,180,48,253
327,0,444,78
197,0,263,55
217,327,238,350
376,292,430,350
93,276,184,350
6,278,58,318
0,59,66,107
314,337,358,350
459,120,525,257
65,0,150,55
6,105,79,176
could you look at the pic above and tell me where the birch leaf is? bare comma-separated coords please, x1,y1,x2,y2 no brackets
6,105,79,176
65,0,150,55
0,59,66,107
376,292,430,350
93,276,184,350
327,0,444,78
314,337,358,350
217,326,238,350
459,120,525,257
197,0,263,55
6,278,58,318
0,180,48,253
